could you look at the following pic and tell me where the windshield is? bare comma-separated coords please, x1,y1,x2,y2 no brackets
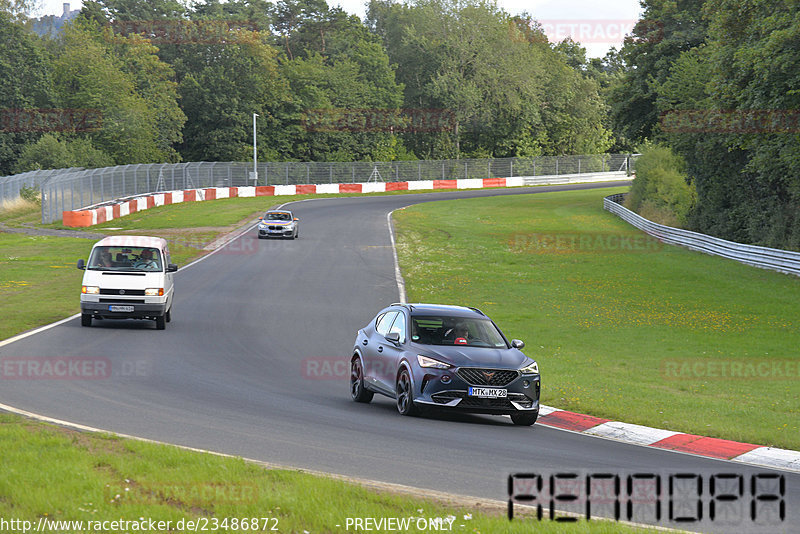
88,246,162,272
265,212,291,221
410,316,508,348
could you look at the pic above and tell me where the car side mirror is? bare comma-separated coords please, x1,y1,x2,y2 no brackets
167,264,178,272
385,331,401,344
294,217,299,221
77,259,85,270
511,339,525,349
258,216,263,220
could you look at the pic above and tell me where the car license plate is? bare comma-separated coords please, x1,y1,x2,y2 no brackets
109,305,134,312
269,229,282,233
468,387,507,398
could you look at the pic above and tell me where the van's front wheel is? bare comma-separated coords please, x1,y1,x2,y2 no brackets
81,314,92,327
155,315,166,330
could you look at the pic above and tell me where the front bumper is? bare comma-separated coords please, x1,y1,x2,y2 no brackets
258,225,295,237
81,301,167,319
412,367,540,414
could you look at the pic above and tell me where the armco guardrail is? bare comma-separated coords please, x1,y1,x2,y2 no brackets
604,193,800,277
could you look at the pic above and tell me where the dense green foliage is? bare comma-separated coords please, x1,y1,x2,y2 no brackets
0,10,53,175
1,0,613,174
625,144,696,227
367,1,612,158
613,0,800,249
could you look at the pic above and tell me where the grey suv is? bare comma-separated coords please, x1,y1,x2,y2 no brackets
350,303,540,425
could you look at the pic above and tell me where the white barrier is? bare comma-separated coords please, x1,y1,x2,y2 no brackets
604,194,800,277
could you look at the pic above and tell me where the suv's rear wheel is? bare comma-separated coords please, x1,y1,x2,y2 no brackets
350,357,373,403
510,411,538,426
396,368,419,416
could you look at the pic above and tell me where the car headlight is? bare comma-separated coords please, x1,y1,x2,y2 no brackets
520,360,539,374
81,286,99,294
145,288,164,296
417,355,451,369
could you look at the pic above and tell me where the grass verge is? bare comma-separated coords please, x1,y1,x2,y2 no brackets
393,186,799,450
0,413,645,533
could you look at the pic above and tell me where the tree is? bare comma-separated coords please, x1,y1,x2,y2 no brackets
176,31,290,162
368,0,611,158
108,30,186,161
14,133,113,172
0,11,54,175
52,20,178,164
609,0,708,145
269,0,407,161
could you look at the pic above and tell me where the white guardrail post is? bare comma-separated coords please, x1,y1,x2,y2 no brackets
604,193,800,277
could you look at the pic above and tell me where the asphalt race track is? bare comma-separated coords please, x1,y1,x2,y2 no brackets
1,182,797,533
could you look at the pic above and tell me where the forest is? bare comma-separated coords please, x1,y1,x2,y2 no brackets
1,0,798,248
0,0,616,175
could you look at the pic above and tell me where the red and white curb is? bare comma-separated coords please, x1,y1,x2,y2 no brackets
61,172,632,228
537,405,800,472
62,178,530,227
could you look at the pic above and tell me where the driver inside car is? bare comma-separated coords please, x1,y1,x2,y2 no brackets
444,322,469,345
134,249,159,270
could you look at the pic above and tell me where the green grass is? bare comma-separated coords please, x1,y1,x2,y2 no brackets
0,197,41,226
393,186,800,450
0,413,646,533
0,233,94,340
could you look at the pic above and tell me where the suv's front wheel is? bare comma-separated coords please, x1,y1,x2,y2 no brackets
396,368,419,416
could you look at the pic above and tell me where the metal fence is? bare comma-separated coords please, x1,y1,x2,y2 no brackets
605,193,800,277
1,154,635,223
0,167,85,207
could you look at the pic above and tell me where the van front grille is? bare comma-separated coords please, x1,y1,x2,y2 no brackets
100,289,145,296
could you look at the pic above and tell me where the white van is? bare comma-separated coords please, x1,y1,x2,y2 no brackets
77,236,177,329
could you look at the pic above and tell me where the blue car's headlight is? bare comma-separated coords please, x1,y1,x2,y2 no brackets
520,360,539,374
417,355,451,369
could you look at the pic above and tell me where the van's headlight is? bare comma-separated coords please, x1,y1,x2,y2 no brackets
145,288,164,296
520,360,539,374
82,286,99,294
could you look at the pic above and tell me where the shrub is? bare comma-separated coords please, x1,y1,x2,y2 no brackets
19,185,40,205
625,144,696,227
13,134,114,173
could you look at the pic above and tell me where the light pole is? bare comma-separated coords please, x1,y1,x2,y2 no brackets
252,113,259,184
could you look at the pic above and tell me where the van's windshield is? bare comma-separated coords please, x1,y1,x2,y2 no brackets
87,246,162,272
